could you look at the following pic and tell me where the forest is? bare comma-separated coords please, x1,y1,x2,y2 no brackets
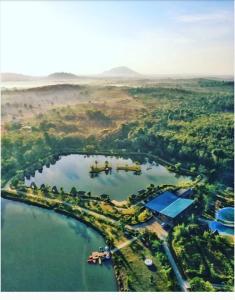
171,222,234,291
2,79,233,190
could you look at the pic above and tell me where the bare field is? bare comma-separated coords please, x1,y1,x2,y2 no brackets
1,81,145,137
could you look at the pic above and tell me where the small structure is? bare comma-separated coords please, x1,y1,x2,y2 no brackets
216,207,234,227
87,247,111,264
144,258,153,267
175,188,193,198
209,207,234,236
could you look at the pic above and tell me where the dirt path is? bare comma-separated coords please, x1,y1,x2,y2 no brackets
111,237,137,254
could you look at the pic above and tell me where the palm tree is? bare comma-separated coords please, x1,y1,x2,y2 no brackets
30,182,37,190
40,183,46,191
60,187,64,195
52,185,58,194
70,186,77,197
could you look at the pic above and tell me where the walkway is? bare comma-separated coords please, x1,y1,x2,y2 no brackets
162,241,190,292
133,216,168,240
111,237,137,254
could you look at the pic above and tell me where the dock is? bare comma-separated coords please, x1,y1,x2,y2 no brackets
87,247,111,265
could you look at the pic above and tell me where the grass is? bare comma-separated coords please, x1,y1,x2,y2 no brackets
114,239,177,291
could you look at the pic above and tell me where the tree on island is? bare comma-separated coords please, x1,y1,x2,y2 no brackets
100,194,110,202
52,185,59,194
70,186,77,197
11,178,19,189
40,183,46,191
30,182,37,190
60,187,65,196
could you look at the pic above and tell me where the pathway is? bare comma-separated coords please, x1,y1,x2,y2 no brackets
133,216,168,240
111,237,137,254
162,241,190,292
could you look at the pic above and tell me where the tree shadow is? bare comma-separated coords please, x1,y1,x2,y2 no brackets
148,264,157,272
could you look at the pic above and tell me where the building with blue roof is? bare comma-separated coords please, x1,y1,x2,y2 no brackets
145,191,195,225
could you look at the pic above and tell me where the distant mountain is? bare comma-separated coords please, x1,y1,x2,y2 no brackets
101,66,142,78
1,73,37,81
48,72,78,79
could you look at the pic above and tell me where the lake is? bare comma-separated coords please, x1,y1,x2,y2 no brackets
1,198,117,291
25,154,190,200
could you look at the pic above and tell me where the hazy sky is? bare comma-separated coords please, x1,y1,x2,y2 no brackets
1,0,234,76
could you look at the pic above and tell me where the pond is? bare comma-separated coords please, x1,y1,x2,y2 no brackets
25,154,190,200
1,198,117,291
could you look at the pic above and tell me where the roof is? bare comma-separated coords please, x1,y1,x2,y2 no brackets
145,191,194,219
175,188,192,197
160,198,194,218
145,191,177,212
216,207,234,227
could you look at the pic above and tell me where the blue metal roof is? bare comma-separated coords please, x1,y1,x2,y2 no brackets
160,198,194,218
145,191,177,212
145,192,194,219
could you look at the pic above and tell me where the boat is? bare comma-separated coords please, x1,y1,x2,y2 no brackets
98,257,102,265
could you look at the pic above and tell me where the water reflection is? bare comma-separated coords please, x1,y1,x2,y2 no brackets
25,154,190,200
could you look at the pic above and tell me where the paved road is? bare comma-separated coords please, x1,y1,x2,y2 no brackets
162,241,189,292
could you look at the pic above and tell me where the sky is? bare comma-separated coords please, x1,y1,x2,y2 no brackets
0,0,234,76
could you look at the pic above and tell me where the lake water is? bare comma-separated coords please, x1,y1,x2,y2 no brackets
25,154,189,200
1,198,117,291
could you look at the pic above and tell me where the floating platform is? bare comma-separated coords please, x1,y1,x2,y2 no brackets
87,248,111,264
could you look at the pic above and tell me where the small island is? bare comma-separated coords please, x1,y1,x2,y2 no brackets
90,160,112,174
116,163,141,173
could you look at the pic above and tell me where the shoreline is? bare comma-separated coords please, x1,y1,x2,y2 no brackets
1,192,121,291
